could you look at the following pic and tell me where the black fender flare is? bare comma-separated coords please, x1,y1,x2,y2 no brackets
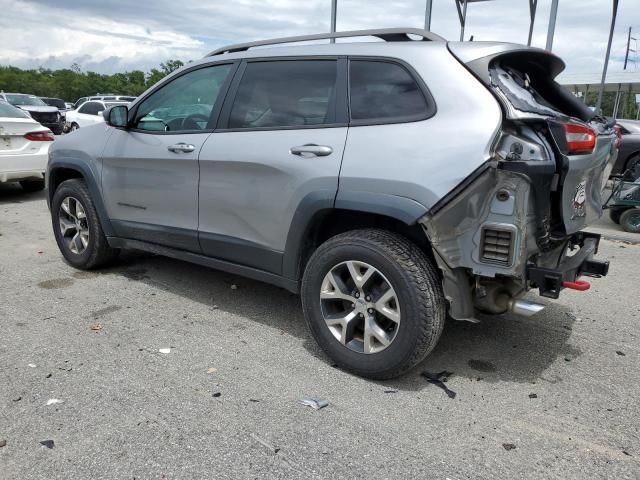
47,160,115,237
282,190,429,282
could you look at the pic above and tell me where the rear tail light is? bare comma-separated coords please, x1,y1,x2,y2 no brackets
24,131,55,141
563,123,596,155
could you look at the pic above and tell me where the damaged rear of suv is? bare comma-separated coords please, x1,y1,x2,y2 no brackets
46,29,617,380
424,43,616,322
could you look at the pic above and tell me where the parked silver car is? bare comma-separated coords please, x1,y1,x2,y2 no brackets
46,29,617,379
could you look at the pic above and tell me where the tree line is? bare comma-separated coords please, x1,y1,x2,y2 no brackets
0,59,185,102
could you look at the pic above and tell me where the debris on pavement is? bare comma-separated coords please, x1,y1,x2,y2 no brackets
207,367,217,374
46,373,52,378
28,364,36,368
623,450,632,456
212,392,221,398
0,439,6,448
384,389,398,394
502,443,516,451
249,398,260,402
528,393,538,399
90,323,103,331
301,397,329,410
12,396,21,402
421,371,457,399
250,433,280,454
230,284,238,290
158,348,171,354
40,440,55,449
616,351,626,356
46,399,63,406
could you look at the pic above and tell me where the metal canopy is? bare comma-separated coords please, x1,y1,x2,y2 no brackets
454,0,494,42
207,28,445,56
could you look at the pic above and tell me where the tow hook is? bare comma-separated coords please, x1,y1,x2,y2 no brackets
562,280,591,291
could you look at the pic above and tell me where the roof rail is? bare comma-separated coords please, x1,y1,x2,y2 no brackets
207,28,445,56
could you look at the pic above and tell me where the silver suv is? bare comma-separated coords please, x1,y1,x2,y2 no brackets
47,29,617,379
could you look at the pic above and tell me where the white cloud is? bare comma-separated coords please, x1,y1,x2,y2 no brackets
0,0,638,75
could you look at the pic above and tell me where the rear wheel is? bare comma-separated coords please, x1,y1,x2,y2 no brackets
51,179,118,269
620,208,640,234
301,229,446,379
609,207,629,224
625,154,640,181
19,179,45,192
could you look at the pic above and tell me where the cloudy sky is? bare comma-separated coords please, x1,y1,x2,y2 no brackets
0,0,638,76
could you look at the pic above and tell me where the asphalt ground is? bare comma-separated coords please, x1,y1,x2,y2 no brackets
1,183,639,479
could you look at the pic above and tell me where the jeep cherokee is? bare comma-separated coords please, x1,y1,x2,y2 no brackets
46,29,617,379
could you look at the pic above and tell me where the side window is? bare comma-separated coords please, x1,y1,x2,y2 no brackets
78,102,96,115
134,64,232,132
349,60,429,122
228,60,337,129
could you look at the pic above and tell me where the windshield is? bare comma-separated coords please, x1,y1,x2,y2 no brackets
0,100,31,118
5,94,47,106
42,98,66,109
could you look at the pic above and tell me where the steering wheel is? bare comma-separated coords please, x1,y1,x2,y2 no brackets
182,113,210,130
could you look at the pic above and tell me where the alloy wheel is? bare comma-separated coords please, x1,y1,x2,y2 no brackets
58,196,90,254
320,260,400,354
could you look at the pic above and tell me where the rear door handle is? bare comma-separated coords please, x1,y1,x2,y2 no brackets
290,144,333,157
168,143,195,153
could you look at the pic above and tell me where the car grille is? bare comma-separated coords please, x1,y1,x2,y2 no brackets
31,112,58,123
480,227,513,266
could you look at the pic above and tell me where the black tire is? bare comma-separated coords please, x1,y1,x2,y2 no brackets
19,179,45,192
625,154,640,181
609,207,628,225
620,208,640,234
51,179,118,269
301,228,446,379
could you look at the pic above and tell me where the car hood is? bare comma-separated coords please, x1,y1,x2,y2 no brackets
17,105,59,113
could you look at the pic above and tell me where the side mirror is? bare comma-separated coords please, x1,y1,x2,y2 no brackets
104,105,129,128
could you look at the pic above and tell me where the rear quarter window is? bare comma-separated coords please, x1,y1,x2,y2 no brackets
348,60,432,124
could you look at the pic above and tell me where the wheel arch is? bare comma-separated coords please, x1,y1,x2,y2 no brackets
47,161,114,236
282,190,433,283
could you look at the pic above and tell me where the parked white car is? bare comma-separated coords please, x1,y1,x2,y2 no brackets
66,100,129,131
0,100,53,191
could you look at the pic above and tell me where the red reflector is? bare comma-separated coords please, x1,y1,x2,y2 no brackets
24,130,55,141
562,280,591,291
563,123,595,155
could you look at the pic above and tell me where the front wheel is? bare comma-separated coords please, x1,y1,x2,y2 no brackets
301,229,446,379
51,179,118,269
620,208,640,234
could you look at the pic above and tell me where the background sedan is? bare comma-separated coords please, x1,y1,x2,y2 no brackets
0,100,54,192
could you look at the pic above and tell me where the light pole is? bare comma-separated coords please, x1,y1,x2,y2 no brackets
330,0,337,43
527,0,538,46
545,0,559,51
425,0,433,31
596,0,620,114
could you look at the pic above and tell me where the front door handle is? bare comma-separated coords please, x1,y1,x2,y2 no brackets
290,144,333,157
168,143,195,153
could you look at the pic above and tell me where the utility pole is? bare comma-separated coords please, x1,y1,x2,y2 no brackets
624,26,636,70
596,0,620,114
330,0,337,43
527,0,538,47
545,0,559,51
425,0,433,31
